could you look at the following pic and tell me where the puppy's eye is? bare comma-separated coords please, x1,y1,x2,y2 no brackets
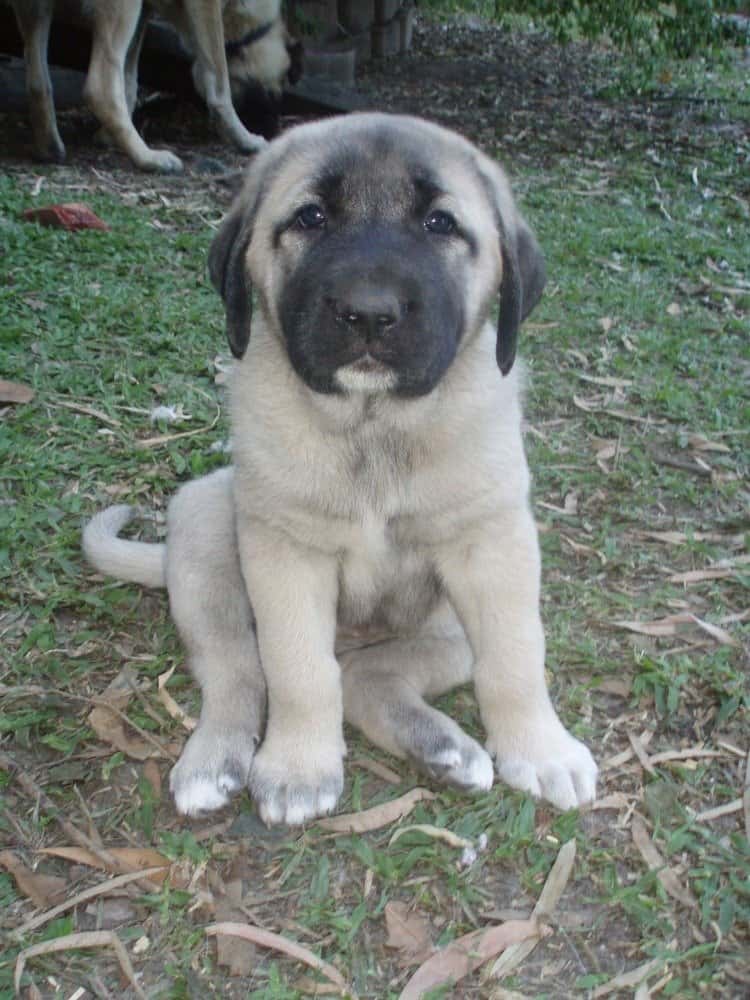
295,203,327,230
424,210,457,235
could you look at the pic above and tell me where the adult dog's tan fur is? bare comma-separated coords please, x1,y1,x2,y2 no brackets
8,0,290,171
84,113,598,824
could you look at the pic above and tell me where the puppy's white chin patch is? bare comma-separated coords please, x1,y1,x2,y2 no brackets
334,360,398,394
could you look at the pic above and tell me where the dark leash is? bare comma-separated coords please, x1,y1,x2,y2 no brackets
225,21,274,58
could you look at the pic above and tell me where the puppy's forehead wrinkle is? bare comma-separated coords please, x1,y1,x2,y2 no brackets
308,140,457,220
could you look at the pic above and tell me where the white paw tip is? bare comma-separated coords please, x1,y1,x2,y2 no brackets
465,750,495,791
172,778,230,816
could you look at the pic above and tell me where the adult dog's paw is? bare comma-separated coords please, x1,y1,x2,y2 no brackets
487,714,597,811
169,721,258,816
249,740,344,826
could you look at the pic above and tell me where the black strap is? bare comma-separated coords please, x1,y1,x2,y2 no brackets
225,21,275,57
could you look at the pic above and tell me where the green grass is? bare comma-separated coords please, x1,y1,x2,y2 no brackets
1,24,748,1000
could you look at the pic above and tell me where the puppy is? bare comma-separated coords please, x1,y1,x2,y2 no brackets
84,113,598,823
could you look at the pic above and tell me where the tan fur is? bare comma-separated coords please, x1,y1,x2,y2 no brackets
8,0,290,171
83,114,598,823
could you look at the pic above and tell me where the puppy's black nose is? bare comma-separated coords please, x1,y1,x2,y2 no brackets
328,287,402,342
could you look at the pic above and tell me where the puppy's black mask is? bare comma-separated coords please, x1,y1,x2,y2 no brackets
279,220,464,397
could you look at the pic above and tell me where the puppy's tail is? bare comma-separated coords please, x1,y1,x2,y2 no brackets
82,505,166,589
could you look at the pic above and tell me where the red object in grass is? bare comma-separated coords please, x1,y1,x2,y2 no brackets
22,202,110,231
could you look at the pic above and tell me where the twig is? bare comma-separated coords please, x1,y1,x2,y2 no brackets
0,684,177,761
47,397,122,428
0,749,160,894
13,866,168,937
15,929,147,999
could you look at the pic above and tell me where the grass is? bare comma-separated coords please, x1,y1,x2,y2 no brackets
1,16,749,1000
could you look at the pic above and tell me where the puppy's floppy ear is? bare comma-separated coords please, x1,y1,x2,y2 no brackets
208,147,277,358
497,216,546,375
208,206,253,359
476,155,546,375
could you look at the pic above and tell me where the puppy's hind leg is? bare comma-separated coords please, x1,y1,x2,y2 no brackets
340,618,493,792
166,468,266,816
13,0,65,162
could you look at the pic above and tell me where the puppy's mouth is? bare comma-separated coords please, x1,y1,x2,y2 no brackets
334,354,399,393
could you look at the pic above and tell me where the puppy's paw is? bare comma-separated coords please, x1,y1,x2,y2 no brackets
487,714,597,811
170,721,258,816
409,717,494,792
249,740,344,826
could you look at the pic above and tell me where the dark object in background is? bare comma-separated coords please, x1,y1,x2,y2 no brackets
0,5,289,146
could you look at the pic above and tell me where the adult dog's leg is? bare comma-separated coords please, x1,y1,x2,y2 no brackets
340,617,493,791
84,0,182,172
13,0,65,162
166,469,266,815
123,7,148,116
436,508,598,810
182,0,266,153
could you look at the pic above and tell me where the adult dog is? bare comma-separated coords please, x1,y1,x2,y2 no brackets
84,113,598,824
8,0,291,171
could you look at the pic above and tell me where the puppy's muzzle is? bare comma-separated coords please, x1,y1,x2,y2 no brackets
326,284,405,362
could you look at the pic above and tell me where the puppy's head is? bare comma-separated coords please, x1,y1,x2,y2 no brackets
209,113,545,396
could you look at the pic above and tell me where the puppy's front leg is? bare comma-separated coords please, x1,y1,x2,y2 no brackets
239,520,344,826
437,507,597,810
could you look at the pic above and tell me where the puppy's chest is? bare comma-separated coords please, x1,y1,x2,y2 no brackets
338,513,437,629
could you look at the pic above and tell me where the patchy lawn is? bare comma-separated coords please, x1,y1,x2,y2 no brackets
1,13,748,1000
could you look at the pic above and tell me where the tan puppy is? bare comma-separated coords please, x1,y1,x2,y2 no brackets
8,0,291,171
84,113,598,823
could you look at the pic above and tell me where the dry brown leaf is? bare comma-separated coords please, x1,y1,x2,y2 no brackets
612,613,693,638
14,930,145,1000
318,788,437,834
157,666,197,731
206,922,350,995
38,845,170,882
592,956,664,997
630,815,696,908
399,919,541,999
595,677,631,698
687,434,731,453
694,798,743,822
0,851,67,908
0,379,35,405
578,373,633,388
214,901,256,977
351,756,402,784
668,563,744,584
640,529,744,547
14,867,169,937
87,667,163,761
389,824,472,850
590,792,632,811
490,839,576,980
687,614,739,647
384,901,434,966
613,612,737,647
293,975,343,996
143,759,163,799
628,732,656,775
602,730,654,771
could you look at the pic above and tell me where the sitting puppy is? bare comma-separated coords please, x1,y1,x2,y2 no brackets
8,0,292,171
83,113,598,824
